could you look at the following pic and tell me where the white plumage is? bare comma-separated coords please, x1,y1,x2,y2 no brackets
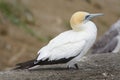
37,21,97,68
15,11,103,69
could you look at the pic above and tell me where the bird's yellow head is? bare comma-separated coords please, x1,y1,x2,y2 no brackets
70,11,103,31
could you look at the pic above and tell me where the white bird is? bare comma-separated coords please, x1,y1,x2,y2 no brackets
15,11,103,69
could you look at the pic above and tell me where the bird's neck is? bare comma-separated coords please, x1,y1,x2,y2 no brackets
71,21,97,34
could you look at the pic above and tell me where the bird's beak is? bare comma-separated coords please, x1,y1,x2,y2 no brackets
88,13,104,20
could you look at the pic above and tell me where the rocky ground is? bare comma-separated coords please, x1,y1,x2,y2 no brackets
0,53,120,80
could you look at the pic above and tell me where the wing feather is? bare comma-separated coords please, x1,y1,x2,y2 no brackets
37,30,86,61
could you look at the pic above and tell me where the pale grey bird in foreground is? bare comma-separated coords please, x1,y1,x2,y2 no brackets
92,20,120,53
14,11,103,70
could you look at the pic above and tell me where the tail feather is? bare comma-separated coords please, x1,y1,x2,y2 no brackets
13,56,75,70
14,59,36,70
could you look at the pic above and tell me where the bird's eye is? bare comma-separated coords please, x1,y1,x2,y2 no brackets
85,15,90,19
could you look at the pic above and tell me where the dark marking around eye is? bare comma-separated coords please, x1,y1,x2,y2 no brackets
85,15,90,19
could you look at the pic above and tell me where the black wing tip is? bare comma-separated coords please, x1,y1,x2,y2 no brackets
13,57,76,70
13,59,36,70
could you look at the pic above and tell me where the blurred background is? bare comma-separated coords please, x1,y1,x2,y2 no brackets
0,0,119,70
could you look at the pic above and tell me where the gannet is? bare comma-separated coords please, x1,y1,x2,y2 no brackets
92,20,120,54
15,11,103,69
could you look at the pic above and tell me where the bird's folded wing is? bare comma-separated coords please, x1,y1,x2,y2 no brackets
37,31,86,61
48,40,86,61
37,40,86,61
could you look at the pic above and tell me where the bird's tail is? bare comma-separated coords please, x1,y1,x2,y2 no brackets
13,59,37,70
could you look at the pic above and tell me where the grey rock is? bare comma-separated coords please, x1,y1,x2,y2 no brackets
0,53,120,80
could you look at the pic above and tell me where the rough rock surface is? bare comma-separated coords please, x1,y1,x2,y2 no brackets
0,53,120,80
